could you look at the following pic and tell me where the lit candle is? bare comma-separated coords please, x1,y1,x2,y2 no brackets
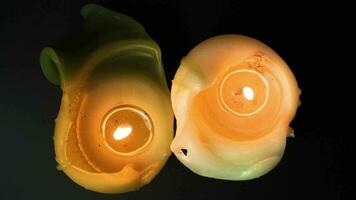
171,34,300,180
40,4,173,194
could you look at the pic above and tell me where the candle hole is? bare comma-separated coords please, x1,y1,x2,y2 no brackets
181,148,188,156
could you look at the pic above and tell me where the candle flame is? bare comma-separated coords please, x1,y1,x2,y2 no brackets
243,86,254,101
113,124,132,140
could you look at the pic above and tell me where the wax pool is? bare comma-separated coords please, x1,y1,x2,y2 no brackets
101,105,153,154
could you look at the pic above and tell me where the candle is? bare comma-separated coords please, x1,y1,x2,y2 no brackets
170,35,301,180
40,4,173,193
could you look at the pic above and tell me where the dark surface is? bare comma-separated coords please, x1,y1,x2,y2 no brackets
0,0,352,199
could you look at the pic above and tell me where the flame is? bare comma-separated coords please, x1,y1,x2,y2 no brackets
243,86,254,101
113,124,132,140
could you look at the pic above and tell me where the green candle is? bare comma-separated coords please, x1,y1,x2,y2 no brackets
40,4,173,194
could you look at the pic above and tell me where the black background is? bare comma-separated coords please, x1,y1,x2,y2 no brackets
0,0,352,199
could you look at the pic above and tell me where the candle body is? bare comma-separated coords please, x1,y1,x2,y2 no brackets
171,35,300,180
40,4,173,193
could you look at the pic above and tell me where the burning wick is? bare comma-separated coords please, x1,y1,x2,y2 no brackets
113,124,132,140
